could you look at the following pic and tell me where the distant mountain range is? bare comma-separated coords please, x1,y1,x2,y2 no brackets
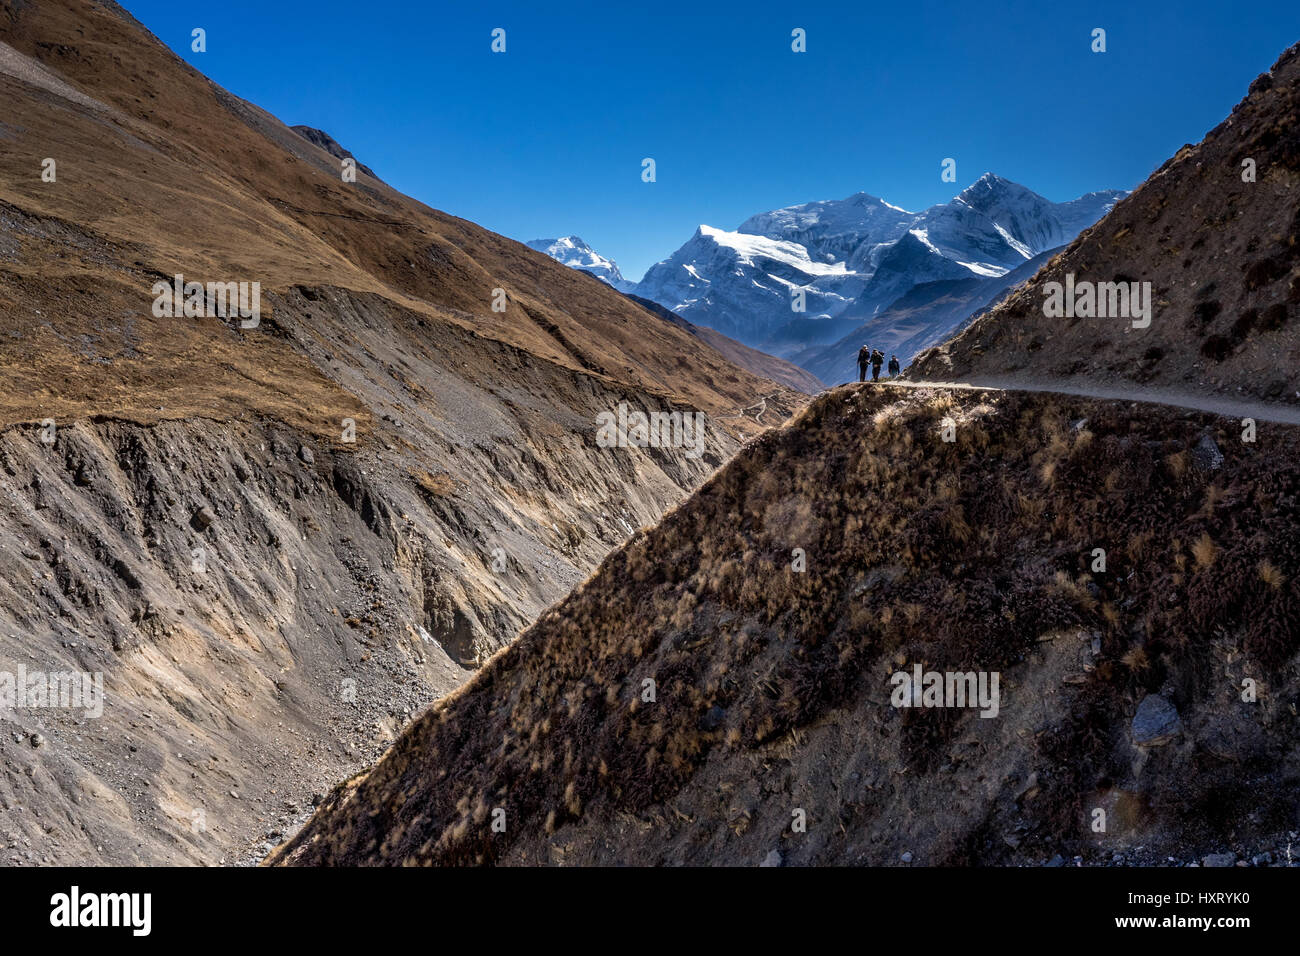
637,174,1126,358
530,176,1126,373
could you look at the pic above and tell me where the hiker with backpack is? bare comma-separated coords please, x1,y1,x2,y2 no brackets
871,348,884,382
888,355,901,378
857,344,871,383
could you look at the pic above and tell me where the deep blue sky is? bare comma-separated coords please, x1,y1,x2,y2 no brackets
122,1,1299,280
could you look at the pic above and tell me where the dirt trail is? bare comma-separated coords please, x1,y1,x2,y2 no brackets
0,39,106,110
886,378,1300,426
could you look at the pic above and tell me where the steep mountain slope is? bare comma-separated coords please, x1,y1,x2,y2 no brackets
525,236,637,293
0,0,805,865
911,42,1300,406
0,1,799,431
273,384,1300,866
636,179,1124,356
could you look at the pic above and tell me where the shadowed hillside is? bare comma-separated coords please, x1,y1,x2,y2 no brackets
273,384,1300,866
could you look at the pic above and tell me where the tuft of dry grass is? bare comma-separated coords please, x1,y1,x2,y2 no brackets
1201,484,1225,517
1258,559,1285,589
1126,531,1154,562
1122,646,1150,672
1166,450,1189,479
1192,532,1219,570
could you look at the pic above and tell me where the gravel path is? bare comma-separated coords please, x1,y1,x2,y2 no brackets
0,40,106,111
888,378,1300,425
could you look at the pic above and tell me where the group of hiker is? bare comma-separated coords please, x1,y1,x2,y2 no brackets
857,345,901,382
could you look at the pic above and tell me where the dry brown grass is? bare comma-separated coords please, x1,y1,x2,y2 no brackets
1192,532,1219,569
1166,450,1189,479
1258,559,1285,589
1122,646,1150,673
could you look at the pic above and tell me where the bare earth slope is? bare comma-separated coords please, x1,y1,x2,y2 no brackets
0,0,804,865
274,384,1300,867
910,42,1300,406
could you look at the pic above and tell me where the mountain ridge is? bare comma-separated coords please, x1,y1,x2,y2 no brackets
909,41,1300,408
635,177,1126,358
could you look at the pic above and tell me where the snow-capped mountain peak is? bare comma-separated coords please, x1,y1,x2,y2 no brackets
526,235,636,292
954,172,1034,209
696,224,851,277
635,175,1128,354
950,173,1126,257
